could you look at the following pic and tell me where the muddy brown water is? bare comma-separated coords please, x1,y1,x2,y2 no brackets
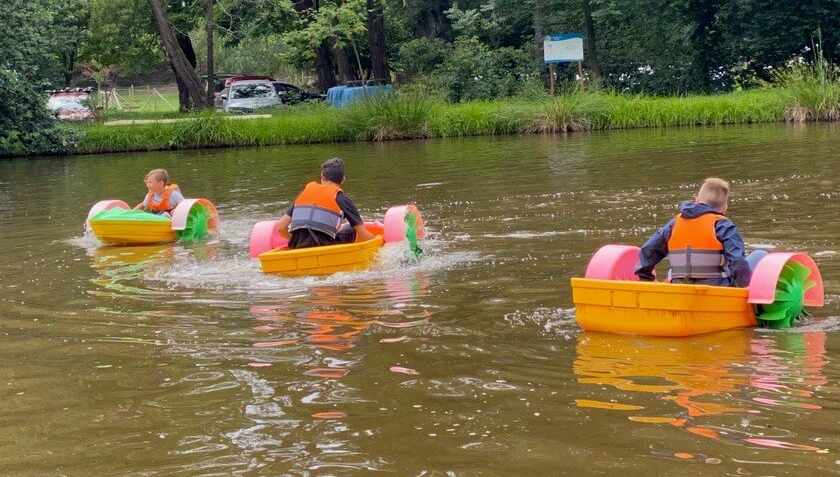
2,123,840,475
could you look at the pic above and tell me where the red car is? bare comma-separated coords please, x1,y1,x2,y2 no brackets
46,89,98,121
224,75,274,88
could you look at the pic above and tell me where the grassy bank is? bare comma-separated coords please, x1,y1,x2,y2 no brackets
72,83,838,155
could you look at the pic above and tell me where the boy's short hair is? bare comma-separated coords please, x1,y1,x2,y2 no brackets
321,157,345,183
697,177,730,211
146,169,170,184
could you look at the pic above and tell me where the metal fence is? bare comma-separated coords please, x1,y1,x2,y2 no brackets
97,85,178,111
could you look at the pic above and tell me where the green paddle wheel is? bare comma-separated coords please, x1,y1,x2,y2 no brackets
756,260,816,329
175,205,211,241
405,211,423,259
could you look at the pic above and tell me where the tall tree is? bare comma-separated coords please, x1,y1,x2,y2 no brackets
679,0,724,93
401,0,453,39
290,0,338,90
148,0,209,109
53,0,92,86
716,0,840,85
580,0,601,84
367,0,389,81
86,0,163,78
175,31,201,110
333,46,358,83
206,0,215,102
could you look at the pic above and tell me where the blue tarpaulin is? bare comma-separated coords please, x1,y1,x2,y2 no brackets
327,84,392,107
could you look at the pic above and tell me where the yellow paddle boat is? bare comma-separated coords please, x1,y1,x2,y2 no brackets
570,244,824,336
248,205,424,276
85,198,219,245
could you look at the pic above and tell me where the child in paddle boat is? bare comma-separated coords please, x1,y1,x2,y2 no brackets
275,157,375,249
634,177,752,287
134,169,185,218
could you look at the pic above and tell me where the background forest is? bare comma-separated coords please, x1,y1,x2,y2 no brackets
2,0,839,155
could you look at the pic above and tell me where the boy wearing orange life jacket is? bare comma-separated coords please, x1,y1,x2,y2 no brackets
275,157,375,249
634,177,752,287
134,169,185,217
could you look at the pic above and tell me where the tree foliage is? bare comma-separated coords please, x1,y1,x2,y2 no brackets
85,0,163,78
0,0,78,157
4,0,840,154
429,37,540,102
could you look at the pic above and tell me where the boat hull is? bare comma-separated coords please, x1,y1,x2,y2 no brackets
85,198,219,246
258,236,385,276
88,219,176,245
571,277,757,337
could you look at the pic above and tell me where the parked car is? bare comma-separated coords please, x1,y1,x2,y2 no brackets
46,88,97,121
224,75,274,88
223,80,281,113
214,87,229,110
214,76,275,111
271,82,326,104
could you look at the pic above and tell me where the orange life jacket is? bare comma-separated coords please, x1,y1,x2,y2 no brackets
667,213,726,279
289,182,344,238
146,184,179,212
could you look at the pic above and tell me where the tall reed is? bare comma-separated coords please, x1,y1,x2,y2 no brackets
771,45,840,122
429,101,526,136
339,91,433,141
168,112,246,148
522,86,606,133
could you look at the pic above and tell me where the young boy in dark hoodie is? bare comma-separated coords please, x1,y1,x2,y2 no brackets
634,177,752,287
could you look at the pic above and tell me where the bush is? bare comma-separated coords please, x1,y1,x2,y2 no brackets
394,38,451,80
431,38,540,103
0,68,79,157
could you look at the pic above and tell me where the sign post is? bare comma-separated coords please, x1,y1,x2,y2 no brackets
543,33,585,95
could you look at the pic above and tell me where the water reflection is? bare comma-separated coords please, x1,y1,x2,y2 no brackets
249,284,432,357
573,330,829,454
86,240,227,298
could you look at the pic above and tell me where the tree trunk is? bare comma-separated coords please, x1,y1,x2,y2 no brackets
686,0,719,93
176,32,199,111
333,46,357,83
410,0,452,40
314,43,337,92
367,0,389,82
148,0,208,110
532,1,547,64
60,47,77,87
581,0,602,85
206,0,215,104
293,0,337,92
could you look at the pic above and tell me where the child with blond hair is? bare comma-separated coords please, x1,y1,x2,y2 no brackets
134,169,185,217
634,177,751,287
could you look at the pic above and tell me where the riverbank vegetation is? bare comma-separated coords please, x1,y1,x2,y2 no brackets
73,50,840,154
75,69,839,154
3,0,840,157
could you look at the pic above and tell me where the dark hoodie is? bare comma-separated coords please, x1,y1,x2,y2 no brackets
634,201,752,287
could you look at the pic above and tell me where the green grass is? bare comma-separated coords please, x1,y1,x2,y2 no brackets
98,87,181,115
70,72,840,155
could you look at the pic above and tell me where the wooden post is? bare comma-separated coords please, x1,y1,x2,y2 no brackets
578,61,585,93
549,63,555,96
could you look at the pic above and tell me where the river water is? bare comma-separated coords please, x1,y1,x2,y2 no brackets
2,123,840,476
